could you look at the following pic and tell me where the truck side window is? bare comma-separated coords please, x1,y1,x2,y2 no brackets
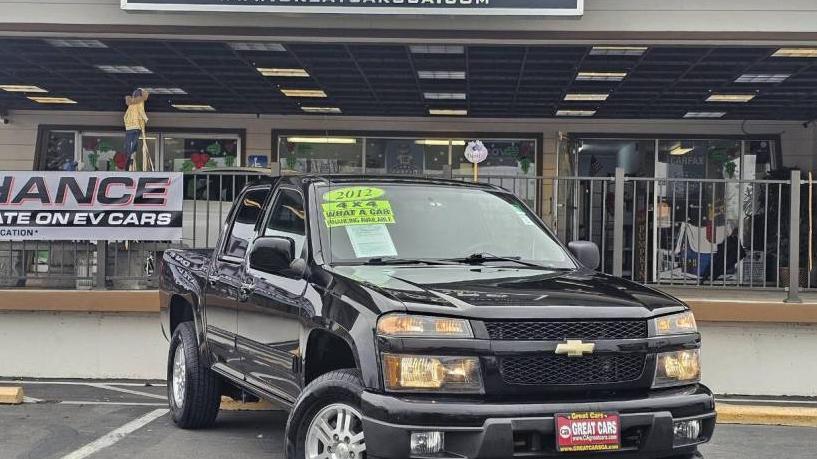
265,189,306,257
223,188,270,259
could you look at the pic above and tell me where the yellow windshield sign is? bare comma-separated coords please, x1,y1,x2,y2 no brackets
322,199,395,228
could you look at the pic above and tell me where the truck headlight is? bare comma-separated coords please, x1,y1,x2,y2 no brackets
653,311,697,336
382,353,483,393
653,349,701,387
377,314,473,338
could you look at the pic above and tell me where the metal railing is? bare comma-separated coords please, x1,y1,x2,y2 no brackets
552,169,808,302
0,168,811,300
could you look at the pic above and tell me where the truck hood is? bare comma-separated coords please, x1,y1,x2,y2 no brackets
331,265,686,320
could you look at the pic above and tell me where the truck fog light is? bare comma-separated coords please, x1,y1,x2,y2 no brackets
673,419,702,446
410,431,444,455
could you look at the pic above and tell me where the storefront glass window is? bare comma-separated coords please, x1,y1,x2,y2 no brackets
452,139,537,177
42,131,76,171
576,139,656,177
278,136,363,174
163,136,240,172
80,135,126,171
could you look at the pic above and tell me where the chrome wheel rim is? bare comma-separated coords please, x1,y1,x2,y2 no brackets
305,403,366,459
171,344,186,408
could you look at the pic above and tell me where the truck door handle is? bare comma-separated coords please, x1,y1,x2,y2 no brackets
239,282,255,300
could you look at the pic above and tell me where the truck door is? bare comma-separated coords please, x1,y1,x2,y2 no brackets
204,186,271,372
237,187,307,402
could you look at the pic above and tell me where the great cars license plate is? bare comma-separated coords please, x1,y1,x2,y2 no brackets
555,412,621,453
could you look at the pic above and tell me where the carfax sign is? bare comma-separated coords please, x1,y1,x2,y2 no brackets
0,172,183,241
121,0,583,16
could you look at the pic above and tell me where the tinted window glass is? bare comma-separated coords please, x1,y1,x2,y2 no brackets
265,189,306,256
223,188,269,259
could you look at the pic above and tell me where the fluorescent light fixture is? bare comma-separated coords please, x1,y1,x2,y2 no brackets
772,48,817,58
556,109,596,117
409,45,464,54
706,94,756,103
423,92,467,100
684,111,726,118
735,73,790,83
300,106,342,114
670,147,695,156
45,39,107,48
590,46,648,56
286,137,357,144
171,104,215,111
27,96,76,104
96,65,152,74
228,42,286,52
417,71,466,80
141,87,187,95
0,85,47,93
428,109,467,116
281,89,327,98
414,139,466,146
257,68,310,77
564,93,609,101
576,71,627,81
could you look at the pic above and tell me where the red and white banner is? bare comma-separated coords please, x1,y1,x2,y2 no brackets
0,172,183,241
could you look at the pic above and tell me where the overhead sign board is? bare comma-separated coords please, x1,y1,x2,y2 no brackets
121,0,583,16
0,172,183,241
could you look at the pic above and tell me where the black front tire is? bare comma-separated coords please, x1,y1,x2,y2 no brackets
285,368,365,459
167,321,222,429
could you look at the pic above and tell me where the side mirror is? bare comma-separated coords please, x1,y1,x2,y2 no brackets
249,236,295,274
568,241,600,270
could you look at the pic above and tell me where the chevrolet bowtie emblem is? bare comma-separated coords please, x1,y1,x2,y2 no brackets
555,340,595,357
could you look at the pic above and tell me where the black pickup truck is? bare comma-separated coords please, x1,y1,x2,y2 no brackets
160,175,715,459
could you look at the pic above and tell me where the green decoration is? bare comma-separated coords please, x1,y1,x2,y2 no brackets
97,140,113,152
181,160,195,172
206,142,222,157
225,155,236,167
518,157,531,174
87,153,99,171
286,156,297,169
205,159,218,168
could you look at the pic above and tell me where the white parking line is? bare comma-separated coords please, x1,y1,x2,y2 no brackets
60,401,168,407
716,397,817,405
88,383,167,401
60,408,169,459
23,396,43,403
0,380,165,387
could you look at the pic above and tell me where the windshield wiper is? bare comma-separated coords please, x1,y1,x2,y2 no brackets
444,252,561,269
361,257,456,266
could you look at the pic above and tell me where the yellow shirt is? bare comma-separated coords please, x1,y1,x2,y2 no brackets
124,102,148,131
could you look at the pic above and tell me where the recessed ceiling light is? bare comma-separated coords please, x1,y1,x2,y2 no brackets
0,85,47,93
287,137,356,144
576,71,627,81
590,46,648,56
281,89,327,98
735,73,790,83
429,109,467,116
27,96,76,104
96,65,152,74
171,104,215,111
423,92,467,100
228,42,286,52
706,94,756,103
556,109,597,117
141,87,187,95
45,39,107,48
684,111,726,118
417,71,466,80
409,45,464,54
257,68,310,78
414,139,467,146
772,48,817,58
564,93,609,101
670,147,695,156
300,106,342,114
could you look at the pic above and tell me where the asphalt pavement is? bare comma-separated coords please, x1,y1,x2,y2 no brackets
0,380,815,459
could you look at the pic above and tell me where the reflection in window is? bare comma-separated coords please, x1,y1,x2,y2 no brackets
577,139,655,177
163,136,239,172
265,189,306,256
452,140,537,177
224,188,270,259
278,137,362,174
43,131,76,171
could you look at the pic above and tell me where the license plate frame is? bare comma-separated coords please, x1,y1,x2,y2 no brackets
555,411,621,453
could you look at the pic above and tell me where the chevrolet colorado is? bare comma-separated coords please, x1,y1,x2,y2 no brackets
160,175,715,459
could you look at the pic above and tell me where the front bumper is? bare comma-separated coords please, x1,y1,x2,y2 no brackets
360,384,715,459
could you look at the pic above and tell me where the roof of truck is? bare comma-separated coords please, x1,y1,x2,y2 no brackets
280,174,505,192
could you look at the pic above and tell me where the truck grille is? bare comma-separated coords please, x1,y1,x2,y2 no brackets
485,320,647,341
499,353,646,385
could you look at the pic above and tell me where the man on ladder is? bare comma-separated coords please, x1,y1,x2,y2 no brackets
123,88,150,171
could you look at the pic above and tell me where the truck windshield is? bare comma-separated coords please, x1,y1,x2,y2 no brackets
315,183,576,269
